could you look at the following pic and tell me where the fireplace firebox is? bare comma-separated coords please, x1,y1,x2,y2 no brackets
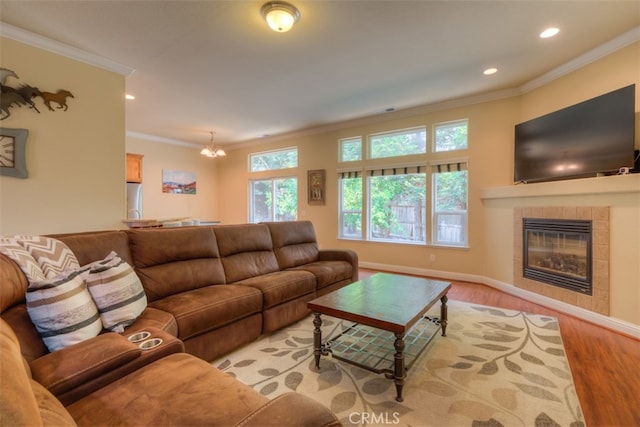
523,218,592,295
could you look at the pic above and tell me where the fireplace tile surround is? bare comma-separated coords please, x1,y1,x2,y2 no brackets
514,206,610,316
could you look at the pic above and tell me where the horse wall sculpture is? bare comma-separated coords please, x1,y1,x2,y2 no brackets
0,68,18,85
39,90,74,111
0,92,28,120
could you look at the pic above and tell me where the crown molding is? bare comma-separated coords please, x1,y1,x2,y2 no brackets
125,131,201,149
520,25,640,93
0,22,135,76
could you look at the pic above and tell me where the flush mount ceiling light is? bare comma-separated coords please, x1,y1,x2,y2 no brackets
540,27,560,38
261,1,300,33
200,131,226,158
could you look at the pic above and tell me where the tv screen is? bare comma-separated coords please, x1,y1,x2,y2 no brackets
514,84,635,183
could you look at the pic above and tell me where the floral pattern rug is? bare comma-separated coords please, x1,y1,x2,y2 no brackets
213,300,585,427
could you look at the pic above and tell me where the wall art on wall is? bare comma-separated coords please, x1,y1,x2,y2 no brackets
0,127,28,178
162,169,196,194
1,67,74,120
308,169,326,205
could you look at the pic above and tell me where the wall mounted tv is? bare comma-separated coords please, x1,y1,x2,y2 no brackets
514,84,636,183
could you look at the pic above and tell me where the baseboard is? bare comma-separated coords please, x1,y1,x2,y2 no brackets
359,261,640,339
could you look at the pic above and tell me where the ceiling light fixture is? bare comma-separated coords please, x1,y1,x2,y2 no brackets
483,67,498,75
261,1,300,33
200,131,226,158
540,27,560,38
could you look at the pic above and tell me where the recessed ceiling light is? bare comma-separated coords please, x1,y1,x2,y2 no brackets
125,94,135,100
540,27,560,38
483,68,498,75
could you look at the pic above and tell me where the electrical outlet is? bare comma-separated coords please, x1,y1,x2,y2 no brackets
429,254,436,262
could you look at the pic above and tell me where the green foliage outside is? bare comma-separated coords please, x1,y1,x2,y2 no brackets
370,129,426,159
435,171,468,211
251,178,297,222
434,121,468,152
340,138,362,162
250,149,298,172
370,174,426,240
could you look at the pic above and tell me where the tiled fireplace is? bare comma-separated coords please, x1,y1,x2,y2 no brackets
514,207,610,316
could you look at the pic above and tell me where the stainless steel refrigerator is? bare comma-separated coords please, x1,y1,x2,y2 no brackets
126,183,142,219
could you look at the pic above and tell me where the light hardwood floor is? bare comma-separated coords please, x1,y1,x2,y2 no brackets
360,269,640,427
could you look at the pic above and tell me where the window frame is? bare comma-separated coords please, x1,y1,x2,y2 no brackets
249,146,298,172
248,175,298,224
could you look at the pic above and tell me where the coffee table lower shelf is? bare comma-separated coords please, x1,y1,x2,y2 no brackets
312,314,444,401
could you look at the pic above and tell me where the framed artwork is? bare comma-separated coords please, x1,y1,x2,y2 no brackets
308,169,325,205
162,169,196,194
0,128,29,179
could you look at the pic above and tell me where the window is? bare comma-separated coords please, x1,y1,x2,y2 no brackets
249,147,298,223
250,147,297,172
337,123,468,246
369,127,426,159
434,120,468,152
368,168,426,243
339,137,362,162
338,172,362,238
249,177,297,223
432,163,468,246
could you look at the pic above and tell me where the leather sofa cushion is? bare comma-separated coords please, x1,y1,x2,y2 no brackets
235,270,316,309
214,224,280,283
54,231,133,266
1,319,76,426
123,306,178,337
126,227,220,267
126,227,226,301
292,260,355,289
0,253,29,313
66,353,270,426
149,285,263,341
265,221,320,269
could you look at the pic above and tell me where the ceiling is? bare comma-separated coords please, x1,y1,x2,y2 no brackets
1,1,639,149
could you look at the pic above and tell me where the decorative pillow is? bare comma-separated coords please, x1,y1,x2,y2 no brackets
18,235,80,279
26,269,102,352
84,252,147,333
0,237,46,282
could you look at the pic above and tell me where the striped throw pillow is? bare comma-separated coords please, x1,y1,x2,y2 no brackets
84,252,147,333
26,269,102,352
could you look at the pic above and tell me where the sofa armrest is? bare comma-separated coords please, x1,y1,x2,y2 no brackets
29,333,141,396
318,249,359,281
234,392,341,427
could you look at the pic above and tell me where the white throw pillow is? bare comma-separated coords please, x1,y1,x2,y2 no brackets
26,269,102,352
84,252,147,333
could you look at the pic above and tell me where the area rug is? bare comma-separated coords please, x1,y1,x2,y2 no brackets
213,300,585,427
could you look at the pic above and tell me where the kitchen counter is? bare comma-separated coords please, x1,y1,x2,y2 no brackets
121,218,220,228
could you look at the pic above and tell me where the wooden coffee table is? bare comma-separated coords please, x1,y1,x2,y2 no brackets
307,272,451,402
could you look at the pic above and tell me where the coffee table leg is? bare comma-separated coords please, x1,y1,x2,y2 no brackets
440,294,448,336
313,313,323,369
393,333,406,402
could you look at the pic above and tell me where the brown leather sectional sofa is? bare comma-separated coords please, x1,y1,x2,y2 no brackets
0,220,357,426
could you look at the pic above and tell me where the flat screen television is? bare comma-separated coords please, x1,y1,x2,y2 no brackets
514,84,636,183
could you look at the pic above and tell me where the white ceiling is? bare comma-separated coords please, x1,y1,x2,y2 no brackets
1,1,639,148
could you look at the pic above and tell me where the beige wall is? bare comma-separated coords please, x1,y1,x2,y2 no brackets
125,136,220,221
0,37,125,235
218,43,640,325
219,96,519,278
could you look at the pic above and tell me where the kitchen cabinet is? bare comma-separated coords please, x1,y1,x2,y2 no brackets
126,153,143,183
